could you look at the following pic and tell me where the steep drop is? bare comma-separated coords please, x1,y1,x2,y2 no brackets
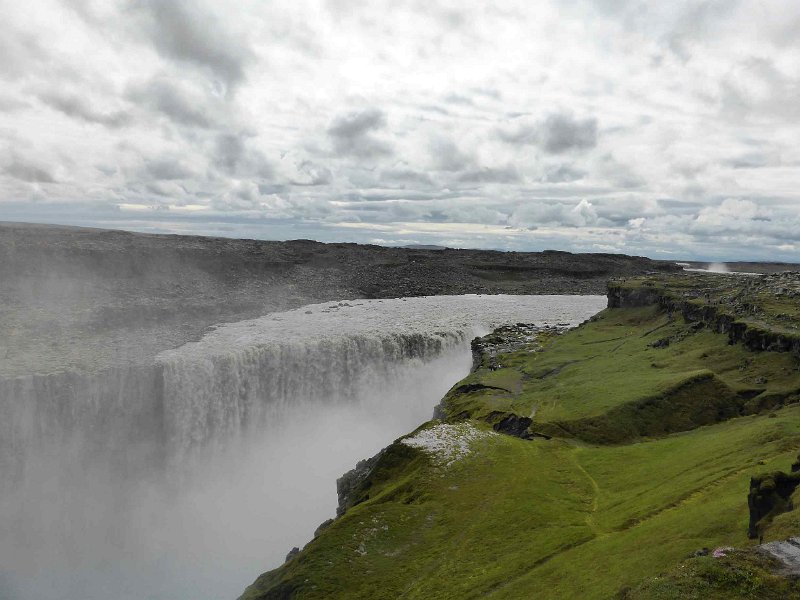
0,294,605,600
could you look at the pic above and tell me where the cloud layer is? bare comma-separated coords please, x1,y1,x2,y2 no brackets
1,0,800,260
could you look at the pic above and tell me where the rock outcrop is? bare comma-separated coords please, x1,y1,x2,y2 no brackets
749,470,800,539
608,273,800,356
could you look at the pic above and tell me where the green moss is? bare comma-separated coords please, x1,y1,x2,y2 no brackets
240,275,800,600
241,406,800,600
624,551,800,599
441,302,800,443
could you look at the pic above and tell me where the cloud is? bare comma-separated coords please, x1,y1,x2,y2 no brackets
3,0,800,261
0,28,47,79
0,95,29,112
499,113,598,154
126,77,220,129
507,199,600,229
134,0,254,90
143,157,195,181
327,109,393,158
692,198,769,234
379,168,434,187
542,164,586,183
2,152,57,183
289,160,333,186
569,198,599,226
38,91,132,128
213,132,273,178
457,165,521,184
429,138,473,172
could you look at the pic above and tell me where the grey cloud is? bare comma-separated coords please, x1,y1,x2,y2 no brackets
258,183,290,195
717,56,800,122
0,29,47,79
135,0,254,90
497,123,537,145
216,134,246,174
656,198,708,216
726,153,771,169
590,197,658,226
0,95,30,113
457,165,520,184
538,114,598,153
418,104,452,116
666,1,740,61
444,93,474,106
425,210,449,222
127,77,219,129
213,132,273,178
144,158,195,181
3,153,57,183
430,138,472,172
507,198,600,229
143,181,183,198
596,153,644,189
0,95,29,112
472,87,502,100
379,168,434,187
38,91,132,128
327,109,393,158
94,164,117,177
542,164,586,183
327,108,384,138
290,160,332,186
499,113,598,154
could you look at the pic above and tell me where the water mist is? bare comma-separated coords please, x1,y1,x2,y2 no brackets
0,295,605,600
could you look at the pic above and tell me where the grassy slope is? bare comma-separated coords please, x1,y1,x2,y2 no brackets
240,282,800,600
443,304,800,439
625,551,800,599
241,411,800,600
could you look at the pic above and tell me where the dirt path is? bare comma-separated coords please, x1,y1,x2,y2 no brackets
570,450,602,537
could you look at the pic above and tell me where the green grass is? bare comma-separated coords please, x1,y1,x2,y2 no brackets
241,405,800,600
240,430,596,600
441,305,800,442
624,551,800,599
240,278,800,600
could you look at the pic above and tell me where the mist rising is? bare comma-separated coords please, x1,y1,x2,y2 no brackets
0,295,604,599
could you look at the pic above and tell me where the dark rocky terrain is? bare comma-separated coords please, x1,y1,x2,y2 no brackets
0,221,681,376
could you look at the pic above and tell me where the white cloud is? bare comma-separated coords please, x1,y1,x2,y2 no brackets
1,0,800,260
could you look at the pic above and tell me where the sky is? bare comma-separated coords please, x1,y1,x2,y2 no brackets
1,0,800,261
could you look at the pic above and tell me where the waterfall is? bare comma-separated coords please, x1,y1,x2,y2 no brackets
0,294,606,600
159,330,468,466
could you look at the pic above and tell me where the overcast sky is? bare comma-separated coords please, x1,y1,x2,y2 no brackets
1,0,800,260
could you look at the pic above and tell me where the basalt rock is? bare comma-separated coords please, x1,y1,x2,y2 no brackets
748,470,800,539
607,278,800,357
335,450,385,517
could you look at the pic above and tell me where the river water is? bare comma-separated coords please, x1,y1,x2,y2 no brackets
0,294,605,600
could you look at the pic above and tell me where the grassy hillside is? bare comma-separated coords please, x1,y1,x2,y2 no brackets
239,273,800,600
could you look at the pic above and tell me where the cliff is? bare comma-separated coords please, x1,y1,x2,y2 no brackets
240,272,800,599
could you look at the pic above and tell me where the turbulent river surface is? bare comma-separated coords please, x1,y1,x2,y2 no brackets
0,294,605,600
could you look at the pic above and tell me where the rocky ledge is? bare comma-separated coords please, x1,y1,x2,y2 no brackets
608,272,800,355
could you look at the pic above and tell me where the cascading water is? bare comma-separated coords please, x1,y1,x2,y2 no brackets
0,294,605,600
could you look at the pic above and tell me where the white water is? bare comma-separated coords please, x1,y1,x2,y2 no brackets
0,294,605,600
678,261,761,276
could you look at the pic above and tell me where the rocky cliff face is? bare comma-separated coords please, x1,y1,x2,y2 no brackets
607,273,800,356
